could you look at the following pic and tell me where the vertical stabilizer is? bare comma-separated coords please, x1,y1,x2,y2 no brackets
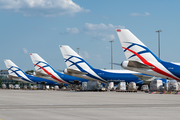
30,53,49,75
4,59,32,82
30,53,69,84
59,45,93,72
116,29,160,62
59,45,106,82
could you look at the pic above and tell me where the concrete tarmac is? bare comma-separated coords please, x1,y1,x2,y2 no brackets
0,89,180,120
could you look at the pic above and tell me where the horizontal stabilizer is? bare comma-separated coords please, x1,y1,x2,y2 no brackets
8,75,22,81
65,69,87,75
128,61,153,69
112,63,121,66
35,71,52,77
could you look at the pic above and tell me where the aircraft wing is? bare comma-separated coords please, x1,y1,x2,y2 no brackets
132,73,155,84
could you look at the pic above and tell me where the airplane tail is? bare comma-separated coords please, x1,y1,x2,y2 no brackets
59,45,94,73
116,29,161,63
4,59,31,82
30,53,55,76
30,53,70,84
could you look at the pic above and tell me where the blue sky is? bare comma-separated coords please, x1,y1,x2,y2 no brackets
1,0,180,71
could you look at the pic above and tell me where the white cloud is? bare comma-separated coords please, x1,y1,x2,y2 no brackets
84,23,108,31
130,12,150,17
0,0,90,16
83,51,89,58
94,54,101,58
52,28,57,30
83,23,124,41
145,12,150,16
84,23,124,31
92,54,102,63
101,15,109,19
91,33,115,41
65,27,79,34
105,46,110,49
22,48,28,54
62,23,124,41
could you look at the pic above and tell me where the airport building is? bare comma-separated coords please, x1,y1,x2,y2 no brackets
0,70,15,84
0,70,29,88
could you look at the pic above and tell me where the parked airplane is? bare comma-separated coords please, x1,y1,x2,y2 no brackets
30,53,89,85
116,29,180,81
59,45,163,85
4,59,59,85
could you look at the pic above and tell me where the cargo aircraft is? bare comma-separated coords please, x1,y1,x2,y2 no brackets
59,45,166,85
30,53,89,85
116,29,180,81
4,59,59,85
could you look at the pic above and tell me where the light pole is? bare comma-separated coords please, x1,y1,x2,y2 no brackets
109,40,114,69
77,48,80,55
156,30,162,58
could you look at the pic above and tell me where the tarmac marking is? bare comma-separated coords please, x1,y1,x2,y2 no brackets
1,104,180,110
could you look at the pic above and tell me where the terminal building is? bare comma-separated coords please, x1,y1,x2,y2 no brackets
0,70,16,84
0,70,29,88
